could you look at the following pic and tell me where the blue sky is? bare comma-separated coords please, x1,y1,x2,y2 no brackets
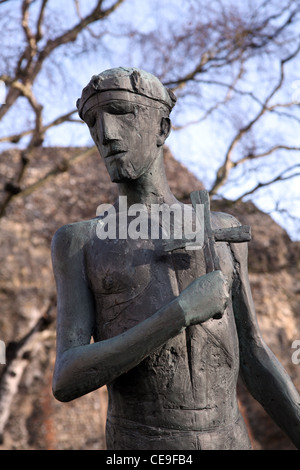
1,0,299,240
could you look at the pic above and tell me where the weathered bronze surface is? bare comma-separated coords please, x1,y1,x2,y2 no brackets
52,67,300,450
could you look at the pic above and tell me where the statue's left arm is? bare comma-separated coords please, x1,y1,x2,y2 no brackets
230,236,300,449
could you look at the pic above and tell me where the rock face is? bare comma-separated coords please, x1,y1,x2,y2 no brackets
0,146,299,450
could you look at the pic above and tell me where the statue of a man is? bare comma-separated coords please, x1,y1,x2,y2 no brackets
51,67,300,450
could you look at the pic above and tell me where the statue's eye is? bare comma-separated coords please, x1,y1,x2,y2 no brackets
122,112,135,120
106,102,136,116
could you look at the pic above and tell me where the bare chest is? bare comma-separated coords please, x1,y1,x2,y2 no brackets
84,233,234,340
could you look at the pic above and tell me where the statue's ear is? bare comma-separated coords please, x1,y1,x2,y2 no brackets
157,117,171,146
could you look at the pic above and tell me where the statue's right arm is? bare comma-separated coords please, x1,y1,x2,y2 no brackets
51,224,228,402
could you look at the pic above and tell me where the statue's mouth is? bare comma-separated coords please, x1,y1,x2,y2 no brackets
105,147,127,158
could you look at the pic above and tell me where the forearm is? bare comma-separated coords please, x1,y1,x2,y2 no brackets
240,339,300,449
231,241,300,449
53,297,185,402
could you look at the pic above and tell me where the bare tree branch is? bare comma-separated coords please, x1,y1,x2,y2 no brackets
0,109,79,144
0,0,300,225
36,0,48,41
230,164,300,203
0,0,125,218
0,299,55,443
0,146,96,217
0,0,125,122
234,145,300,167
209,39,300,195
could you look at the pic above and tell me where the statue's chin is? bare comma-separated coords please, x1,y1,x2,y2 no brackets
107,164,140,184
109,171,138,184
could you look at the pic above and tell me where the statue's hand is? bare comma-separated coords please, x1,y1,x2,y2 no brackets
178,271,229,326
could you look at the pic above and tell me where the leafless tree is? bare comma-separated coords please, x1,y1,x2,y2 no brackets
0,0,300,231
120,0,300,234
0,0,125,215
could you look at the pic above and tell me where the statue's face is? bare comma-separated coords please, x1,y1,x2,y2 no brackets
86,95,165,183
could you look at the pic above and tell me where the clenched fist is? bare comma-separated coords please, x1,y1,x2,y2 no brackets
178,270,229,326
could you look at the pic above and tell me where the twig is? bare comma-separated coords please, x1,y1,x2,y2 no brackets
0,146,96,217
0,299,55,444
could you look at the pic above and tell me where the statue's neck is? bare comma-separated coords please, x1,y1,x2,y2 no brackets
117,154,177,207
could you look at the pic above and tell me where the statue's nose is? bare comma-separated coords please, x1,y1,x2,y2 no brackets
101,113,119,145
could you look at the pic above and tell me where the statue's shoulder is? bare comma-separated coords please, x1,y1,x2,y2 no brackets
51,218,97,263
211,210,241,230
52,218,97,242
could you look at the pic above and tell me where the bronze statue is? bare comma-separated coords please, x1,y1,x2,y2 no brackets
51,67,300,450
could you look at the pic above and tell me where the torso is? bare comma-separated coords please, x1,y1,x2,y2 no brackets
83,209,251,449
